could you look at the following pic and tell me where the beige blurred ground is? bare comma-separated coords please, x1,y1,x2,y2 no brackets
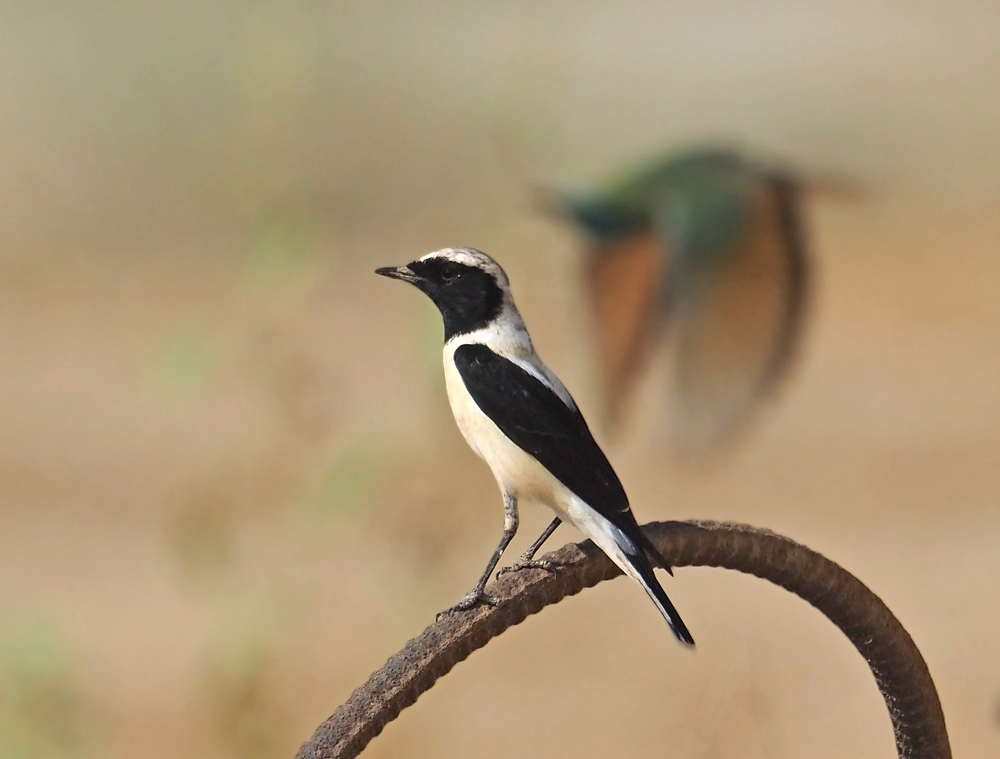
1,3,999,758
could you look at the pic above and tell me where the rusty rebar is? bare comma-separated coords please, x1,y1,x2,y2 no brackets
295,520,950,759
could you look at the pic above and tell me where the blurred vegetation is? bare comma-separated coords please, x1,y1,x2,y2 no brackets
197,610,296,759
168,481,241,576
150,318,218,400
0,620,97,759
241,213,327,294
308,439,392,521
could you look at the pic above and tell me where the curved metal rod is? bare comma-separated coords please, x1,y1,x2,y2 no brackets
295,521,950,759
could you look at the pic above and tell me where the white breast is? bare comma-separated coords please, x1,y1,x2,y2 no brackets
441,336,636,576
442,340,567,511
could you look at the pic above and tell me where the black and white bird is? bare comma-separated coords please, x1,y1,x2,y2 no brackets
376,247,694,645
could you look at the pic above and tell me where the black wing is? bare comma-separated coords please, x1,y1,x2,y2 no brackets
453,343,632,523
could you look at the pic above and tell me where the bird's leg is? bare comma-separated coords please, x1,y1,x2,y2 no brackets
437,493,519,619
498,517,563,576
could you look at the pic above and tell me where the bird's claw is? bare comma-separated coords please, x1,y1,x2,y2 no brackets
497,558,560,577
436,588,501,621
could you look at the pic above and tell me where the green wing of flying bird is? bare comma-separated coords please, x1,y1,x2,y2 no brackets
652,161,807,455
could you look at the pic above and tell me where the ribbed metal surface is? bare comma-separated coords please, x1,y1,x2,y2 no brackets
295,521,950,759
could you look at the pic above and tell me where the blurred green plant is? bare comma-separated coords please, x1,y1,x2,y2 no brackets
0,620,95,759
168,485,240,577
310,438,391,521
198,607,294,759
241,212,326,296
149,318,217,399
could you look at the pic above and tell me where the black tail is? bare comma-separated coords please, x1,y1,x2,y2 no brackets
625,547,695,646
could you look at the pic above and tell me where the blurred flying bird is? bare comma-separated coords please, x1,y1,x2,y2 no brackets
377,248,694,645
543,147,811,455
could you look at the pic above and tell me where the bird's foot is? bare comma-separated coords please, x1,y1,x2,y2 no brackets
497,557,560,577
435,588,501,621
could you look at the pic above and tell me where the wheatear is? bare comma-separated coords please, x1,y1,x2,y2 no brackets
377,247,693,645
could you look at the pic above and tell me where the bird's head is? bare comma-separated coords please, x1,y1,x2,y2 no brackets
532,184,644,245
376,248,512,340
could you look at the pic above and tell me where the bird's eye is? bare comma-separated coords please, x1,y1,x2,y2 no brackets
441,263,460,281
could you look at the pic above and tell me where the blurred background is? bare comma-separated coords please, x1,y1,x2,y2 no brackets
2,2,999,757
